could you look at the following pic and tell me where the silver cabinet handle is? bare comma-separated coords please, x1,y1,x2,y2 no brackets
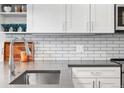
98,81,101,88
86,22,88,32
93,81,95,88
65,21,67,32
91,21,94,32
89,21,91,32
63,23,65,31
25,74,29,85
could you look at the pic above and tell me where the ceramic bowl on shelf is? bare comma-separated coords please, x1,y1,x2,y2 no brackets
11,24,19,32
0,24,4,32
3,5,12,12
18,24,27,32
1,24,27,32
1,24,10,32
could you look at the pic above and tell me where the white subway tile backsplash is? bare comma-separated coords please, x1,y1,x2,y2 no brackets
56,51,69,54
119,44,124,47
84,51,94,54
50,48,63,51
50,54,63,57
55,57,69,60
85,44,94,47
43,51,56,53
107,38,120,41
87,54,101,57
87,48,101,51
107,44,119,48
106,51,119,53
94,51,106,54
100,48,113,51
119,51,124,53
94,44,106,48
82,57,94,60
81,38,94,41
113,41,124,44
113,48,124,50
88,41,101,44
5,33,124,61
119,38,124,40
69,57,82,60
94,38,107,41
62,47,76,51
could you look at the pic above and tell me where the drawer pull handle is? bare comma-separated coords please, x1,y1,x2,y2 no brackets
99,81,101,88
91,72,102,75
93,81,95,88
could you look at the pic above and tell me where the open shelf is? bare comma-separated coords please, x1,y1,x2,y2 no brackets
0,4,27,33
0,12,27,17
0,32,27,34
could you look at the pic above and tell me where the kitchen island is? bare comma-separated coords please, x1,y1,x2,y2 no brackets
0,60,121,88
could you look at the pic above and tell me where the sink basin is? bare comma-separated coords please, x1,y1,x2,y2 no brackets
10,70,60,85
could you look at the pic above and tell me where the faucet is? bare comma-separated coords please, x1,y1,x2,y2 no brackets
9,37,31,75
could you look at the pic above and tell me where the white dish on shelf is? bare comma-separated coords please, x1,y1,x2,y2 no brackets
3,6,12,12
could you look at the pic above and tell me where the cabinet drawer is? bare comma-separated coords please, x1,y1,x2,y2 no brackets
72,78,96,88
72,67,120,78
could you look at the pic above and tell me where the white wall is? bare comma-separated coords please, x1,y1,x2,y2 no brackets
0,34,5,61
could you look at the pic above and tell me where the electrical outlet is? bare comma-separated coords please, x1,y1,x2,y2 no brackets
76,45,84,53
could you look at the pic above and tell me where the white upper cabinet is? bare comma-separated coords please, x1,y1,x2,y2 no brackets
27,4,114,33
66,4,90,33
67,4,114,33
91,4,114,33
29,4,65,33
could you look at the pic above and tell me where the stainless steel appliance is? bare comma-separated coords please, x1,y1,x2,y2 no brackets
111,58,124,88
116,4,124,31
10,70,60,85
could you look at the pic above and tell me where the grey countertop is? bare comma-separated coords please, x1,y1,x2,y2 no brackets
0,60,120,88
68,60,120,67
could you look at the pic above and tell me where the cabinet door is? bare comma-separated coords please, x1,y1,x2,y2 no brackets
122,73,124,88
91,4,114,33
31,4,65,33
66,4,90,33
72,78,96,88
72,67,120,78
97,78,120,88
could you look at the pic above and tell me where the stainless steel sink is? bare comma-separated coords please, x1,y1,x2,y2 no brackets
10,70,60,85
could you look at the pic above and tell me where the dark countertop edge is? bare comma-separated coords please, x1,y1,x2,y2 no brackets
110,58,124,61
111,60,123,65
25,70,61,73
68,64,121,67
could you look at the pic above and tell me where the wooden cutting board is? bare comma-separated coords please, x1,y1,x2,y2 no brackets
4,41,34,62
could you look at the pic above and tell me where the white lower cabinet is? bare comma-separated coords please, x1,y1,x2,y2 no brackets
97,78,120,88
73,78,96,88
72,67,121,88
